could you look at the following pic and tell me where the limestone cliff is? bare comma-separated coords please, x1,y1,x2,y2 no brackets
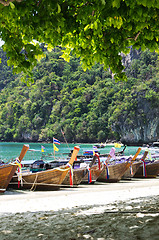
112,90,159,145
113,48,159,144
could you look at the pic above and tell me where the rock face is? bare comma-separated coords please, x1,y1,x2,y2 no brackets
114,95,159,145
120,116,159,145
121,46,141,69
114,47,159,145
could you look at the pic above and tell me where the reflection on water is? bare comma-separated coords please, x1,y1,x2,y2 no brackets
0,195,159,240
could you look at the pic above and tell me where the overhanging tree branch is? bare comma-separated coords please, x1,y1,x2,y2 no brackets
0,0,23,6
0,0,158,81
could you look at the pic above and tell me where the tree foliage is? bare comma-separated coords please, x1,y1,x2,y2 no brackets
0,0,159,80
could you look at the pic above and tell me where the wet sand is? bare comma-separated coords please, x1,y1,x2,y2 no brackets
1,178,159,213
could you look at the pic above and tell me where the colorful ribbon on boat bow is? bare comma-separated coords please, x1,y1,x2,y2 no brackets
14,157,23,188
67,163,73,187
104,162,109,179
109,147,116,159
142,160,147,177
140,157,147,177
94,153,101,170
147,150,152,161
87,166,92,183
130,163,133,176
126,156,133,176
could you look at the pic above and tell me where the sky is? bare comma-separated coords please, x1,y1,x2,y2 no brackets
0,40,4,46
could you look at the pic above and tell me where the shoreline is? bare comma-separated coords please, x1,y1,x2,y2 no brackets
0,178,159,214
0,141,150,146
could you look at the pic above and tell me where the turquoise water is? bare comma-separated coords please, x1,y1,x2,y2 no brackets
0,142,143,163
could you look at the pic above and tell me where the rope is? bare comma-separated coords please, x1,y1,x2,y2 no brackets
10,157,21,167
11,179,73,188
55,166,70,171
30,173,38,191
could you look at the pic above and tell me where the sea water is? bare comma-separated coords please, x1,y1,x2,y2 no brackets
0,142,142,163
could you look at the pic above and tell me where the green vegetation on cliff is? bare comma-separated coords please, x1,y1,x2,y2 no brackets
0,47,158,143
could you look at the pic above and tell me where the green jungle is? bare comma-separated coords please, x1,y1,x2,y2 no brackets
0,46,158,144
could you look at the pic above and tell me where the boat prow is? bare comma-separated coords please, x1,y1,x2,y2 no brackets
0,144,29,193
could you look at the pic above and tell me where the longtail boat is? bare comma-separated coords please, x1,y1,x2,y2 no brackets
9,146,80,191
97,147,141,183
0,144,29,193
122,151,148,179
81,163,105,184
62,167,86,186
80,153,105,184
121,161,142,179
133,154,159,178
61,153,103,186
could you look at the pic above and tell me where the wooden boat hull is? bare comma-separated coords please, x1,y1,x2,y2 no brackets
122,161,142,179
0,164,17,193
97,162,130,183
81,164,105,184
62,167,87,187
10,166,70,191
133,160,159,178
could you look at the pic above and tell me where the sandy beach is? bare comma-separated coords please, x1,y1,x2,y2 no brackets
1,178,159,214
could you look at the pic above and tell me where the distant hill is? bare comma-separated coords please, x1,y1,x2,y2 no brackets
0,46,158,144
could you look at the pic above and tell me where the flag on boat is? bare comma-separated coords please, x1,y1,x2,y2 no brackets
53,143,59,152
109,147,116,158
53,137,60,145
93,146,97,155
114,143,121,148
41,146,45,152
